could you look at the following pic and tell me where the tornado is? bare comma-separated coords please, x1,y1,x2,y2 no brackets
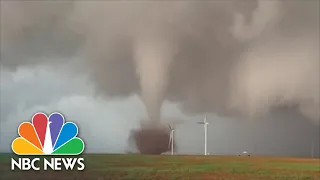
133,32,177,122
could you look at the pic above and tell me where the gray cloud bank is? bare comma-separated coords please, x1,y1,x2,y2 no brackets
0,67,318,157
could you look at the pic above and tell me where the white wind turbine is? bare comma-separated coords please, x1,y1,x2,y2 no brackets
168,124,175,155
167,119,184,155
197,114,209,155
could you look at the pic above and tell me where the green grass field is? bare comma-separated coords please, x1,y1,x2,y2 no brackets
0,154,319,180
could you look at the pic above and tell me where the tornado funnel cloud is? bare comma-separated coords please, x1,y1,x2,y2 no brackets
134,34,176,122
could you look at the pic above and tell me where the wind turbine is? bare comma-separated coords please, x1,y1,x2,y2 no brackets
197,114,209,155
311,140,315,159
168,124,175,155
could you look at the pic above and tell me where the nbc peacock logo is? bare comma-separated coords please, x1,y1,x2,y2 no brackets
11,112,85,171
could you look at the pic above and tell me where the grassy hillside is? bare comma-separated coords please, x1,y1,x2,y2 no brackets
0,154,319,180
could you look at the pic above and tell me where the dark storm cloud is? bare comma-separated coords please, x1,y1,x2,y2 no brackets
1,1,318,123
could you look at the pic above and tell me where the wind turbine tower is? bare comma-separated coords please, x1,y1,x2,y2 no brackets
168,124,175,155
197,115,209,155
311,140,315,159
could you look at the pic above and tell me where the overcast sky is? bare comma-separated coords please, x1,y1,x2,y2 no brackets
1,62,319,157
0,63,206,154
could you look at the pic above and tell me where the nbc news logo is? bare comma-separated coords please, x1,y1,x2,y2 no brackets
11,112,85,171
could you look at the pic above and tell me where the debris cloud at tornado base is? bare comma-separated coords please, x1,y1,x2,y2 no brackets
1,1,319,154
